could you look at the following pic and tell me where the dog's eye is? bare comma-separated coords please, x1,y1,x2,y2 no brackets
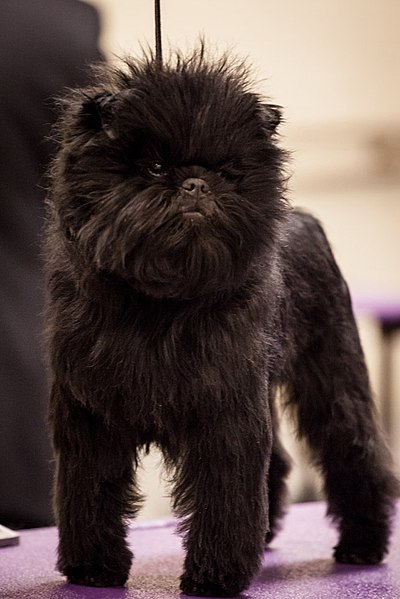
65,226,75,242
147,162,167,177
217,162,242,181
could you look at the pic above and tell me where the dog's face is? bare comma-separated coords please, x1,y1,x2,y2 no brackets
52,51,287,299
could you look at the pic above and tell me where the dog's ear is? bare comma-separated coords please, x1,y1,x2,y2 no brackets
81,92,120,139
259,104,282,135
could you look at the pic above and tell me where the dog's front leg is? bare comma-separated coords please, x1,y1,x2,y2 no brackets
175,413,272,597
50,385,140,587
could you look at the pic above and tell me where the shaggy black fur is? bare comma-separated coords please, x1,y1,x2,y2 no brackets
46,47,399,596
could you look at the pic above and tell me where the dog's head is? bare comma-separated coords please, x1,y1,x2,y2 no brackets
50,48,288,299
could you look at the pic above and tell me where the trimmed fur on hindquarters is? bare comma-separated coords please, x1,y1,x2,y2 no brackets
46,46,399,597
278,211,399,565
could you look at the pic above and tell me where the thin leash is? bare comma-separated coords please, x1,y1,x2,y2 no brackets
154,0,163,66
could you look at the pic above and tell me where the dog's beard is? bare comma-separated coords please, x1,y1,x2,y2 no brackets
74,180,267,299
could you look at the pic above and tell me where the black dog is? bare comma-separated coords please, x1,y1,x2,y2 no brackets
46,48,398,597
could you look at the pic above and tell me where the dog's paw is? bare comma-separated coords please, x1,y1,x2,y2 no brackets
65,564,128,587
180,573,245,597
334,543,385,565
265,528,278,546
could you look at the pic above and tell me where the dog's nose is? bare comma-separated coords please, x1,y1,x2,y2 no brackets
181,178,210,196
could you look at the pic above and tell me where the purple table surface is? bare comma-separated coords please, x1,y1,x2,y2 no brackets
1,501,399,599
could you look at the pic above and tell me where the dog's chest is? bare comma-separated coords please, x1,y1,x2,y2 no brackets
125,308,258,389
84,300,269,422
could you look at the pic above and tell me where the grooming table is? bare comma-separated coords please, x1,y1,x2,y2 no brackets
1,501,399,599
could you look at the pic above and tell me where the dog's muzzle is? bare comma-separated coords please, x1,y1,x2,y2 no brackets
179,178,214,220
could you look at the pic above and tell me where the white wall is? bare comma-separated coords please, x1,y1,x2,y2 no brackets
90,0,400,127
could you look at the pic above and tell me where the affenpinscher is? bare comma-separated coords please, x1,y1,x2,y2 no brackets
46,47,398,597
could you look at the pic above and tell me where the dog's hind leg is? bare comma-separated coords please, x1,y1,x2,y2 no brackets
265,397,291,545
265,439,291,545
283,212,399,564
50,387,142,586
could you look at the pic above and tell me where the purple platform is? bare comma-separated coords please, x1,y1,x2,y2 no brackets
1,502,399,599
